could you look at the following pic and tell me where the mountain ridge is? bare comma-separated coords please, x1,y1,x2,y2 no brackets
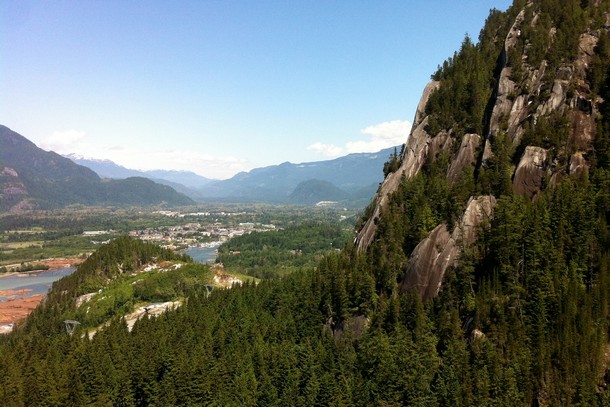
199,147,396,205
68,147,398,206
0,125,195,210
65,154,215,188
2,2,609,405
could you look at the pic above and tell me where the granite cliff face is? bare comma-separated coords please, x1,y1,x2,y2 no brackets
356,2,609,300
399,195,496,301
356,81,440,251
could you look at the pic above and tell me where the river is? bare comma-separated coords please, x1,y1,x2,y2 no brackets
0,245,219,301
0,267,76,301
181,244,220,264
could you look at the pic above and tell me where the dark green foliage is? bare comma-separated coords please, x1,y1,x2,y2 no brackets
217,221,352,279
477,132,513,196
516,112,571,163
51,235,190,298
1,176,609,405
382,147,401,178
427,8,510,138
516,0,587,70
1,1,610,405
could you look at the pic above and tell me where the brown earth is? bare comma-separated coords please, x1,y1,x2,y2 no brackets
0,292,44,330
0,257,85,333
37,257,85,269
1,256,85,276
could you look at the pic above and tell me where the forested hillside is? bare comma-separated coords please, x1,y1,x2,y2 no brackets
0,1,609,405
217,221,353,279
0,126,195,210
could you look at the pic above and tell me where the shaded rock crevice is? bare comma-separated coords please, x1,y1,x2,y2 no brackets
475,8,527,183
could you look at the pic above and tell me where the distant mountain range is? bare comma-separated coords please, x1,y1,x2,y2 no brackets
66,155,214,189
0,125,194,211
0,124,396,210
199,149,395,206
68,147,397,207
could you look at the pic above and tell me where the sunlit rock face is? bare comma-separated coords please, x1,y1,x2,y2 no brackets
399,195,496,301
513,146,549,199
355,81,439,252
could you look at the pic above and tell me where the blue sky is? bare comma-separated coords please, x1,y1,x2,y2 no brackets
1,0,512,179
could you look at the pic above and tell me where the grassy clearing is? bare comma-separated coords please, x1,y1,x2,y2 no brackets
0,236,95,266
65,261,213,329
1,241,44,250
8,228,46,233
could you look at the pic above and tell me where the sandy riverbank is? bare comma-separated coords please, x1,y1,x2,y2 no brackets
0,257,85,278
0,257,84,333
0,292,45,333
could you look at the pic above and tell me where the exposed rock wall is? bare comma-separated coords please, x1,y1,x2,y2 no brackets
488,8,526,142
568,152,588,178
399,223,457,302
400,195,496,301
454,195,496,246
513,146,549,198
356,81,439,251
447,134,491,184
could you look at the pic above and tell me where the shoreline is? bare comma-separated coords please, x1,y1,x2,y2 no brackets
0,257,84,333
0,293,45,332
0,256,85,278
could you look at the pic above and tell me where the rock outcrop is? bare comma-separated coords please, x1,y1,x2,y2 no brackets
568,152,589,179
399,224,457,301
513,146,549,198
355,81,439,251
488,8,526,142
400,195,496,301
447,134,491,184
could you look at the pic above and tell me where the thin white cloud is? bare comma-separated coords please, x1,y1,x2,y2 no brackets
306,142,344,158
127,149,249,180
42,129,249,179
308,119,411,158
347,120,411,153
90,147,251,179
95,147,250,180
40,129,87,153
360,120,411,142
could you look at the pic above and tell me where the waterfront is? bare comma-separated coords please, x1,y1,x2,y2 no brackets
0,267,76,301
182,245,219,264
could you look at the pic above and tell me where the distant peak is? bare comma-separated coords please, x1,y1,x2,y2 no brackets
64,153,113,164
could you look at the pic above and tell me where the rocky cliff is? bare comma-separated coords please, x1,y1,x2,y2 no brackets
356,1,610,300
355,81,440,251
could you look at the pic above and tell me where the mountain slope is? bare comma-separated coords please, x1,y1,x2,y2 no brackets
199,148,397,203
66,155,214,188
68,149,393,206
287,179,351,204
349,0,610,402
1,1,609,406
0,125,195,210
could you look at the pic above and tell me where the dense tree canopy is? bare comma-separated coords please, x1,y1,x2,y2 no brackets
1,1,610,405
